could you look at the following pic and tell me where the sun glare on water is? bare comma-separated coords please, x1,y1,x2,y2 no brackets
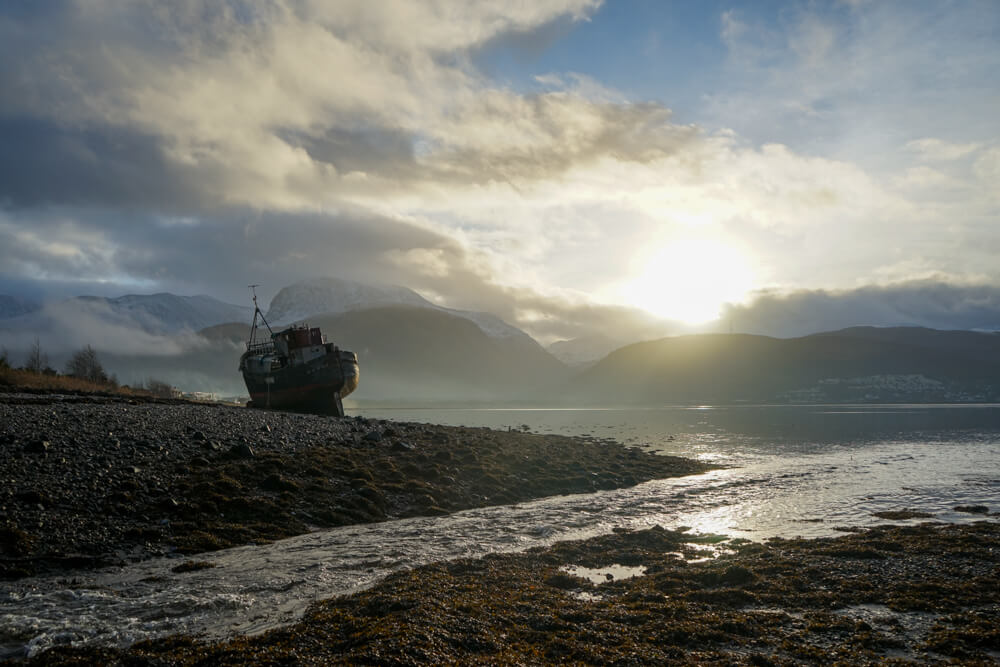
622,240,755,324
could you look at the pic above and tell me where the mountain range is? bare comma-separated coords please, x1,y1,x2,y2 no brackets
0,292,251,334
0,294,40,320
2,278,1000,404
572,327,1000,405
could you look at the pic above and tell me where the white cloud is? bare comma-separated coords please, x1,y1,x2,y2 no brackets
0,0,998,344
905,138,982,162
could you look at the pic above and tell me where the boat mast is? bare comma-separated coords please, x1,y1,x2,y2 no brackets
247,284,274,350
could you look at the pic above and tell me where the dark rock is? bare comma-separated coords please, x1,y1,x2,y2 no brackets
261,474,299,493
171,560,216,573
227,443,255,459
872,509,933,520
0,524,33,556
363,430,383,443
954,504,989,514
159,497,180,511
190,430,207,442
24,440,50,454
15,489,48,506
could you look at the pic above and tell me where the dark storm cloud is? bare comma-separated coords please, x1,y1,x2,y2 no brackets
724,281,1000,338
0,207,453,301
0,116,211,210
0,0,73,21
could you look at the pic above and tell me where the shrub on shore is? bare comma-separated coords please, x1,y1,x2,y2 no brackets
0,365,135,394
0,344,150,397
0,342,180,400
65,345,115,386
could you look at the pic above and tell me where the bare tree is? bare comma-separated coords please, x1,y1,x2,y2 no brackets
65,345,109,384
25,338,48,373
0,346,9,369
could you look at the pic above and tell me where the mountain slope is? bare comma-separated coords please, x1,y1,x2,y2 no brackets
571,328,1000,405
305,306,569,402
547,334,630,367
0,294,40,319
264,276,533,342
95,293,252,333
0,293,251,339
821,326,1000,361
265,277,433,324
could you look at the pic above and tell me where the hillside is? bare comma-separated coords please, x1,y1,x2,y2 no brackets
302,306,569,402
569,328,1000,405
265,276,536,342
0,294,40,319
0,293,251,339
264,277,433,324
157,306,570,402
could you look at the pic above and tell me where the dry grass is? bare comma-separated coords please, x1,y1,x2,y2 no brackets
0,366,148,396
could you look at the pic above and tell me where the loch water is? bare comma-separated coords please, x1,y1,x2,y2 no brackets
3,404,999,658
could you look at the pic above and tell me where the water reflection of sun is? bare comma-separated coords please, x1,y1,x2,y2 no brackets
621,239,755,324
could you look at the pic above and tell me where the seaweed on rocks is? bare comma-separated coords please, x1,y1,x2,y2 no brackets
29,521,1000,665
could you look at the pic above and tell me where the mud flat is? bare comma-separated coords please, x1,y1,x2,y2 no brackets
19,521,1000,665
0,394,711,580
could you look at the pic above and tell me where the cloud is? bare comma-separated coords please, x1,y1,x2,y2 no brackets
905,138,982,162
0,203,672,345
723,280,1000,338
1,0,998,349
0,298,203,358
0,116,208,210
0,0,641,211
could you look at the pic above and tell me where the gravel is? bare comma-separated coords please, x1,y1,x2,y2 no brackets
0,394,712,580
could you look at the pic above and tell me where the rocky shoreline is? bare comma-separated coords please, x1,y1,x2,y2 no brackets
4,394,999,664
0,394,710,580
20,522,1000,665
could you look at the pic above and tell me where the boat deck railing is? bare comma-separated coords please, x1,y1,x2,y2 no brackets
247,340,275,355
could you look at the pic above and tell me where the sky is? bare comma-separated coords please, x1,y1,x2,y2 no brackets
1,0,999,343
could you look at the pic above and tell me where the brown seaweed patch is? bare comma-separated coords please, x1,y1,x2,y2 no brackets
954,504,989,514
170,560,216,573
872,509,934,520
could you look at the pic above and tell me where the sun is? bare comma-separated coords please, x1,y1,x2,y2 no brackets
621,240,755,324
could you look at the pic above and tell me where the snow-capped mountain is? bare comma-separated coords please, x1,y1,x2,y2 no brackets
74,293,253,333
0,293,251,340
0,294,40,319
265,277,531,341
265,277,434,324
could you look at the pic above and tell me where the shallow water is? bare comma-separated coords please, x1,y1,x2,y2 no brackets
2,404,999,658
